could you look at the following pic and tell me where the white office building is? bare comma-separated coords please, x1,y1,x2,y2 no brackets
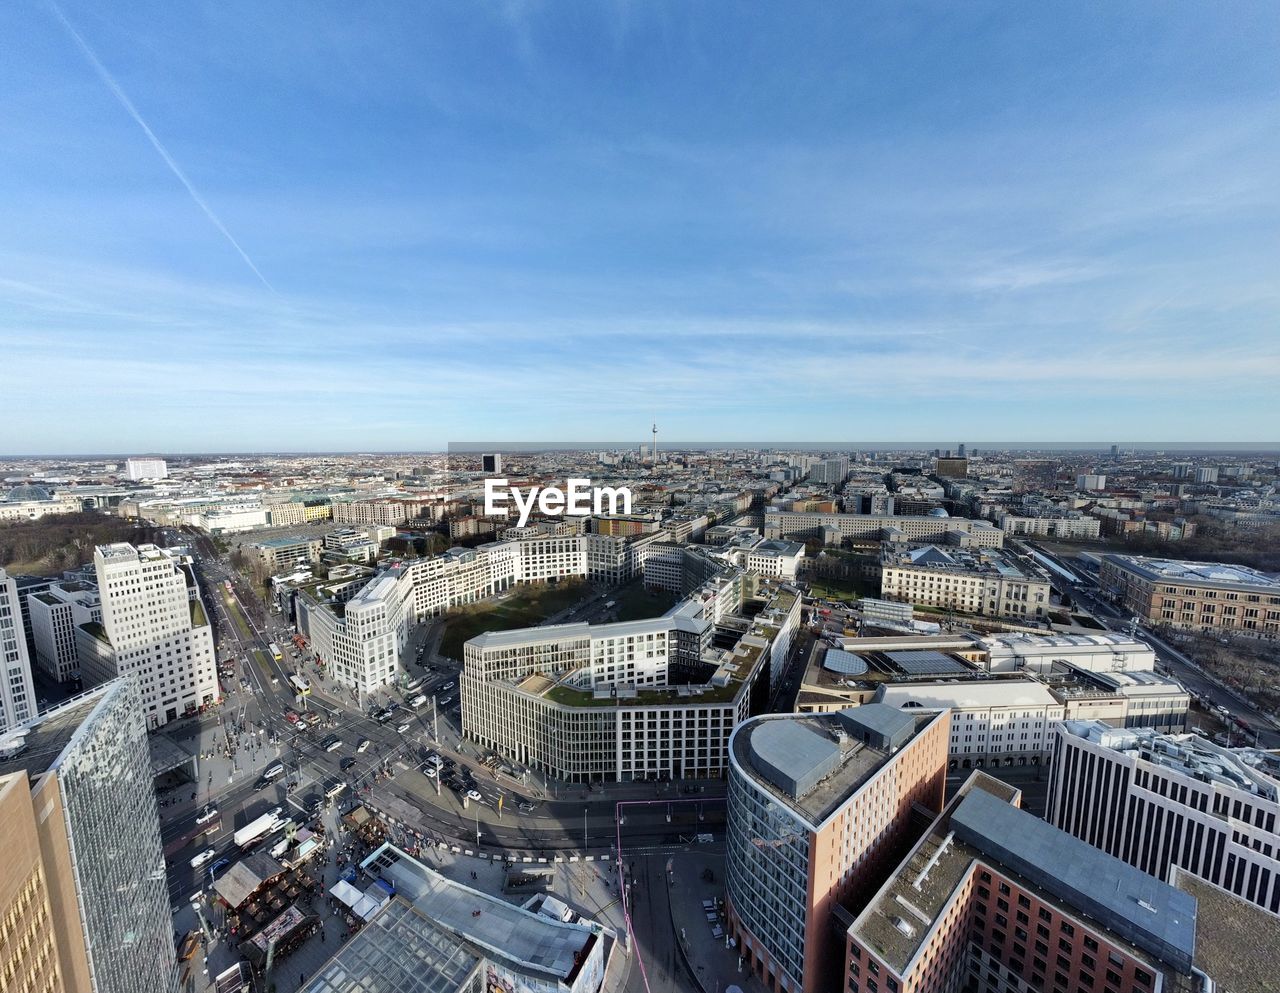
28,582,101,683
0,568,39,732
978,632,1156,675
1047,720,1280,916
88,544,218,728
300,564,415,697
875,678,1064,768
879,545,1051,621
124,457,168,481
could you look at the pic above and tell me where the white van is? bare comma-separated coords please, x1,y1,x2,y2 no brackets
409,693,428,709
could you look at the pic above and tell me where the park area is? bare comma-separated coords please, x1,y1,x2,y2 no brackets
807,578,876,602
438,579,590,659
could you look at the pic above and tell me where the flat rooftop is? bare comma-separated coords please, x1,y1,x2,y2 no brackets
952,787,1196,972
876,678,1059,711
1060,720,1280,800
363,844,597,982
1171,870,1280,993
731,709,938,828
1104,554,1280,593
850,774,1190,979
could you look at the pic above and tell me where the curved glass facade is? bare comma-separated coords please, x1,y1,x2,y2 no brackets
725,764,810,990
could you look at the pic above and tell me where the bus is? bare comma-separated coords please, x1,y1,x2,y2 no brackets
287,674,311,697
269,643,283,662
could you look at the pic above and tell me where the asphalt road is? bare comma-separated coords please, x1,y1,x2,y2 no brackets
160,530,739,913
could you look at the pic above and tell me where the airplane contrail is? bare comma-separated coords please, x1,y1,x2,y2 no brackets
49,2,274,291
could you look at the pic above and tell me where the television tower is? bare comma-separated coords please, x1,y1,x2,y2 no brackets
651,421,658,463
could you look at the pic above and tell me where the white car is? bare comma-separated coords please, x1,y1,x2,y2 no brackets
190,848,216,869
395,721,411,734
195,805,219,826
423,765,438,779
356,739,371,753
465,789,482,803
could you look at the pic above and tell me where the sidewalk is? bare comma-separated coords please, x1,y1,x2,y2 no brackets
666,851,764,993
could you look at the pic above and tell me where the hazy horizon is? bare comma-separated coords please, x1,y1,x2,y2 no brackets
4,441,1280,461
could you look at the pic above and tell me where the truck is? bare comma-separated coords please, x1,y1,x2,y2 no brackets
233,810,285,848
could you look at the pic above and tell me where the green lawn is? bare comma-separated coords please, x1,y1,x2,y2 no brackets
221,591,254,640
809,578,877,602
438,580,587,659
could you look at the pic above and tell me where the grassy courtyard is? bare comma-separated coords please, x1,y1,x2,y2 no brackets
438,579,588,659
808,578,877,602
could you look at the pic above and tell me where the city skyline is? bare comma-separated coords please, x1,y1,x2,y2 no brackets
2,2,1278,452
5,440,1280,460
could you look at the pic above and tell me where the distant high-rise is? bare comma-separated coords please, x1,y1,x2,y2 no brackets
88,543,217,728
1076,473,1107,491
809,455,850,486
0,680,176,993
935,456,968,478
0,568,38,732
1110,444,1119,457
480,453,502,474
123,457,167,481
1195,466,1219,484
957,442,965,457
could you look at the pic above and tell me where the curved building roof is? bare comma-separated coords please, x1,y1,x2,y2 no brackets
5,484,52,502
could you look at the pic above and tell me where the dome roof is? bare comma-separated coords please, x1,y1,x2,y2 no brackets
926,507,950,517
6,484,52,502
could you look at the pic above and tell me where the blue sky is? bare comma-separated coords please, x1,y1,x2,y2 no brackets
1,1,1277,454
